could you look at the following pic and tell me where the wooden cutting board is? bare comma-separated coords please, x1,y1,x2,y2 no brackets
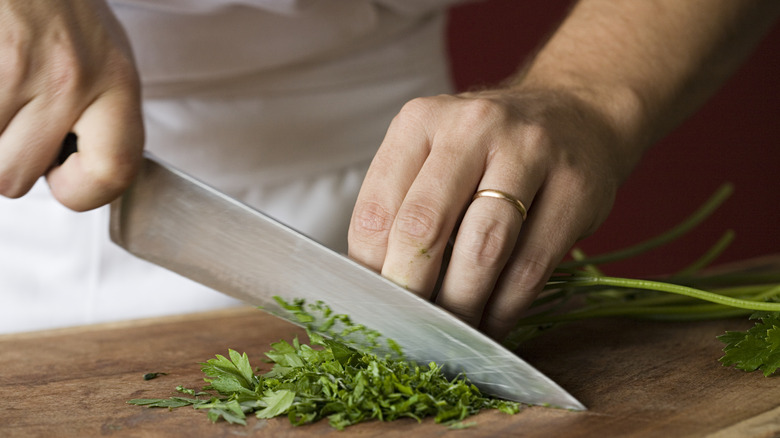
1,304,778,437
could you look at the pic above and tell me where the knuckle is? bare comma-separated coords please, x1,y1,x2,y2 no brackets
510,246,556,294
455,224,510,270
521,122,554,150
349,200,395,244
482,311,520,334
43,38,90,96
443,301,481,324
44,41,139,101
398,96,435,117
102,51,141,90
393,201,444,248
457,98,507,130
0,44,29,91
392,95,449,128
464,97,503,119
50,54,82,87
548,168,617,239
508,122,556,165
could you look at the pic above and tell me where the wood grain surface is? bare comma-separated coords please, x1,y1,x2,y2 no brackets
1,304,778,437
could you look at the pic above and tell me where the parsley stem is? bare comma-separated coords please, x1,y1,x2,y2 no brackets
517,303,751,325
553,276,780,311
674,229,735,277
585,283,779,308
558,183,733,269
669,271,780,288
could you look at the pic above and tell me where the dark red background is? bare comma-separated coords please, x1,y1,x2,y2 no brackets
446,0,779,277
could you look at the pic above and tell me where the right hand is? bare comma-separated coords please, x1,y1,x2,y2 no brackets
0,0,144,211
348,88,635,340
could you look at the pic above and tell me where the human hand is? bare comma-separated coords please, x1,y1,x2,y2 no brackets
0,0,144,211
348,88,641,339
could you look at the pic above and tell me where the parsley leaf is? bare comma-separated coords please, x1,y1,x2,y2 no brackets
718,311,780,376
255,389,295,419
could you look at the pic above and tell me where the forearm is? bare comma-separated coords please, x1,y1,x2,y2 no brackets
511,0,780,167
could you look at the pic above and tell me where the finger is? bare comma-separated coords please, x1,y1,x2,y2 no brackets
379,134,485,298
435,149,543,326
0,96,76,198
348,101,432,272
46,87,144,211
479,179,595,339
0,68,27,132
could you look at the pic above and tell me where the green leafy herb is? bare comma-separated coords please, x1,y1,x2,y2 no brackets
129,330,520,429
142,372,167,380
718,310,780,376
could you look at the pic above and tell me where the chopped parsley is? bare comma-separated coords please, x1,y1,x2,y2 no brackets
142,372,167,381
128,298,521,429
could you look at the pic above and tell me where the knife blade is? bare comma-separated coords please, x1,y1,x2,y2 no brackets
109,155,585,410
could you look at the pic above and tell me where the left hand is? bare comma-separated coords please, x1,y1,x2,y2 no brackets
348,87,638,339
0,0,144,212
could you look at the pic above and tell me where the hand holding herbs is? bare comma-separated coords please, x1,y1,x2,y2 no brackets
504,184,780,375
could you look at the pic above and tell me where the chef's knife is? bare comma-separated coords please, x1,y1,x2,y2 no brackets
109,155,586,410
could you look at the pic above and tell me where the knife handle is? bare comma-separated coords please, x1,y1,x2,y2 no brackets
56,132,78,165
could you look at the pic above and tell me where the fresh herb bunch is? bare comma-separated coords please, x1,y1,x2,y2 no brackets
129,300,520,429
504,184,780,376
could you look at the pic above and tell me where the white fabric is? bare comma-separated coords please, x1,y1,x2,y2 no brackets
110,0,462,98
0,1,461,333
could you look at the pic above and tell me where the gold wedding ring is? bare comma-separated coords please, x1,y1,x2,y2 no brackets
472,189,528,221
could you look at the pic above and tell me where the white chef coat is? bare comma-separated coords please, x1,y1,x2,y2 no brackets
0,0,465,333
